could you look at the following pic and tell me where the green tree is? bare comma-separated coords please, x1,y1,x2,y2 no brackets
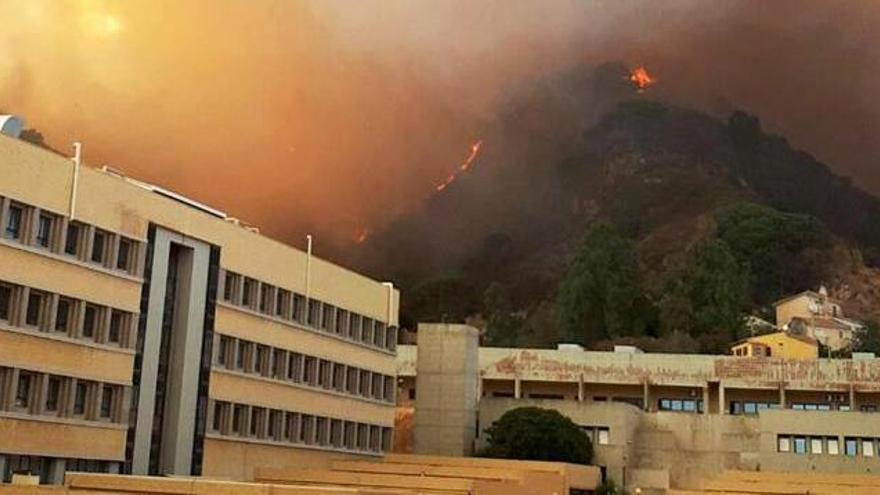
558,224,655,345
715,202,829,305
684,239,749,346
479,407,592,464
854,320,880,354
482,282,525,346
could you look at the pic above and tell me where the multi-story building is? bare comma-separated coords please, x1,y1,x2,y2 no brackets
398,324,880,493
0,129,399,483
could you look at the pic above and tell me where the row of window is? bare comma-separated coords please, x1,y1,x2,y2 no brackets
209,400,392,454
0,279,135,349
658,398,704,413
731,401,878,415
0,367,125,424
1,196,142,276
778,435,880,458
2,455,116,484
220,270,396,352
215,335,395,404
579,425,611,446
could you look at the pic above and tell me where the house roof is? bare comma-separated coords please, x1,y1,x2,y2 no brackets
773,290,841,307
731,331,818,348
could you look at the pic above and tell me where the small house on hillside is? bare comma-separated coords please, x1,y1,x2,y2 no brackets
774,286,863,351
730,331,819,359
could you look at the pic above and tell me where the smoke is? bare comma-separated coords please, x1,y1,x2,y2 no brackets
1,0,879,251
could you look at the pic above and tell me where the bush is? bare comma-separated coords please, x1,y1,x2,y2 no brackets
478,407,592,464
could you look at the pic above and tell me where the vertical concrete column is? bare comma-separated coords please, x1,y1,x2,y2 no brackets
577,374,584,402
46,294,59,334
849,384,857,411
25,207,40,246
413,323,479,456
0,197,9,238
702,386,710,415
108,234,120,270
779,383,786,409
514,377,522,399
64,378,78,417
56,217,69,255
99,307,112,344
719,382,726,415
15,286,30,327
7,369,20,410
35,374,48,415
83,225,96,263
47,459,66,485
642,379,650,412
0,455,6,483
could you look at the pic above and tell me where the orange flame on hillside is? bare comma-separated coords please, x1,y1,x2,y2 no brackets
629,65,656,91
435,140,483,192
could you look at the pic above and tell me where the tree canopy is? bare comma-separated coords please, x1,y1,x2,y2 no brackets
479,407,592,464
558,224,656,345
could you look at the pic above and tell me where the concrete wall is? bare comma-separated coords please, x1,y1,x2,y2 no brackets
413,324,479,456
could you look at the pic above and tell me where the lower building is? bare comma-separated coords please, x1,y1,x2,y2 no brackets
397,323,880,492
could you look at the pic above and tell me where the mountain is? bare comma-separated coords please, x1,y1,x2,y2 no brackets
352,62,880,350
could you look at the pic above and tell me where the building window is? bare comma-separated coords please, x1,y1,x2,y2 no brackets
25,291,45,327
55,298,73,333
116,238,134,272
216,336,231,367
362,318,374,344
272,349,286,379
211,401,225,432
82,304,99,340
35,213,53,249
659,398,702,413
300,415,314,444
344,422,356,449
91,230,108,264
222,271,237,302
793,437,807,455
778,436,791,453
321,305,334,331
318,360,330,389
108,310,125,344
237,341,252,372
316,417,329,446
45,376,61,412
335,309,348,336
303,357,316,386
810,437,823,454
863,439,875,457
100,385,115,419
241,278,255,308
0,283,11,322
349,314,361,340
597,428,610,445
65,222,82,256
73,381,88,415
268,409,281,440
845,438,858,457
255,345,269,376
5,203,23,240
15,372,32,408
331,419,343,448
827,437,840,455
232,405,246,435
288,353,303,383
258,284,270,313
275,289,289,318
307,300,321,327
251,407,265,437
292,294,305,323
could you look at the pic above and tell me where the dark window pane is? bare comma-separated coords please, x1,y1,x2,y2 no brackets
36,215,52,248
5,205,22,240
65,223,80,255
46,377,61,411
100,385,113,418
0,285,11,321
212,402,223,431
55,299,71,332
91,231,106,263
223,273,235,301
74,382,88,415
15,373,31,407
25,292,43,326
117,239,132,271
83,305,97,339
108,311,123,343
241,279,253,306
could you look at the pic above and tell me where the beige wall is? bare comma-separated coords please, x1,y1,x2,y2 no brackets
0,417,125,460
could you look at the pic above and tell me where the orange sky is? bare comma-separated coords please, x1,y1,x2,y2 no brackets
2,0,879,248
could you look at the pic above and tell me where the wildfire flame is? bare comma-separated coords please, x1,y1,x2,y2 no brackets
629,65,656,92
435,140,483,192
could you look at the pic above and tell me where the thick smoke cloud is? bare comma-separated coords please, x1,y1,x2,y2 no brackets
1,0,878,250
